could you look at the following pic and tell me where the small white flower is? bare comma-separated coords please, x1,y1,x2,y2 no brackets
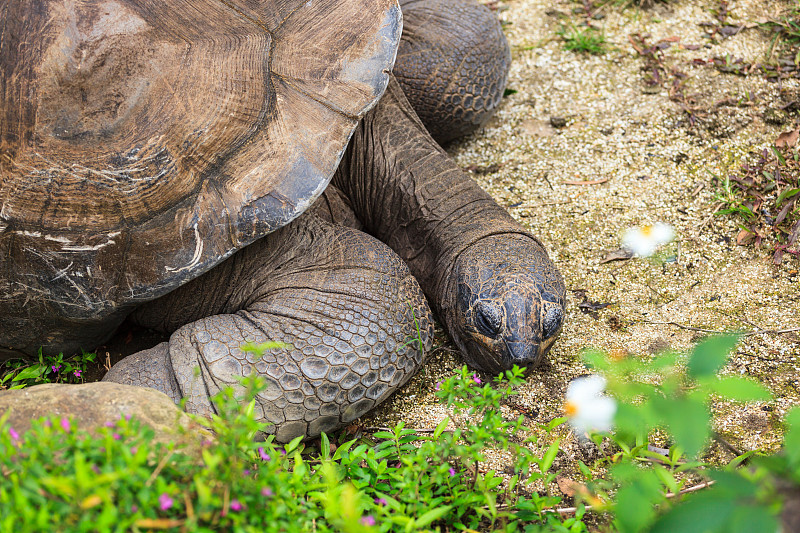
565,375,616,434
622,222,675,257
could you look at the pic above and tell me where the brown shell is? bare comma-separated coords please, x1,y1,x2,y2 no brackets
0,0,401,355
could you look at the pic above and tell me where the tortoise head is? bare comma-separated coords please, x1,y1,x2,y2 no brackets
449,234,566,374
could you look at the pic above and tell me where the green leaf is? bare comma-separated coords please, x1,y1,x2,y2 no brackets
413,505,453,528
707,377,771,401
612,465,663,533
11,366,45,382
708,471,758,498
651,491,734,533
687,335,739,379
539,439,560,473
784,408,800,466
547,417,567,431
652,395,710,458
433,417,449,439
776,187,800,207
727,504,779,533
771,145,787,166
726,449,756,469
320,432,331,460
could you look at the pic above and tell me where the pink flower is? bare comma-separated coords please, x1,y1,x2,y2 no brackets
449,467,456,476
261,487,273,497
60,417,70,432
51,365,61,373
130,446,138,454
8,427,20,442
158,493,173,511
374,497,387,505
104,421,114,428
473,374,481,385
131,505,138,513
230,499,243,512
258,447,271,461
73,369,82,378
112,433,121,440
361,516,376,526
435,381,442,391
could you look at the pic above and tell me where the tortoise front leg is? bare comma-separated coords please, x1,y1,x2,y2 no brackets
104,214,432,442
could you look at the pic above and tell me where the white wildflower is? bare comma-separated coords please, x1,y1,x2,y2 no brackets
565,375,616,434
622,222,675,257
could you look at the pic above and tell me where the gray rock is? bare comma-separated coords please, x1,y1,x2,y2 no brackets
0,382,209,449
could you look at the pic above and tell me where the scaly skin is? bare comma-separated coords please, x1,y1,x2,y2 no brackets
395,0,511,144
333,77,566,374
105,214,433,442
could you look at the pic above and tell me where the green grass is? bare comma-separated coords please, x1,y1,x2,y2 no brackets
714,145,800,262
557,25,608,55
1,339,796,531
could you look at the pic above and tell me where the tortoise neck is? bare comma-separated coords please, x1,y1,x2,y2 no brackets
332,76,527,317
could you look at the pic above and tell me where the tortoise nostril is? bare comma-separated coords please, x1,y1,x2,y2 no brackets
475,301,502,337
542,307,563,340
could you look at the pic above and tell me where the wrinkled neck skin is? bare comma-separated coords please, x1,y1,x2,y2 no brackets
333,78,566,373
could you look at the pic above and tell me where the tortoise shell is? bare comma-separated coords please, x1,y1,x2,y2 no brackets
0,0,401,355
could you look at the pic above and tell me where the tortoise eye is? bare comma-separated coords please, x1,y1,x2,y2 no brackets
475,301,502,337
542,307,563,340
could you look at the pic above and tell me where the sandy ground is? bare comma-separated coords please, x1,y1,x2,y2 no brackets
365,0,800,475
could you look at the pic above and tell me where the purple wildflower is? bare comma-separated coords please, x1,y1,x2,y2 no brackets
473,374,481,385
258,447,271,461
230,499,243,512
125,413,132,421
105,421,114,428
112,433,121,440
158,493,173,511
361,516,376,526
131,505,138,513
9,427,20,442
60,417,70,432
435,381,442,391
51,364,61,373
449,467,456,476
130,446,138,454
261,487,273,497
73,369,82,378
374,497,387,505
43,419,52,428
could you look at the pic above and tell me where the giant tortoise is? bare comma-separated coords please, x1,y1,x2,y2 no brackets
0,0,566,441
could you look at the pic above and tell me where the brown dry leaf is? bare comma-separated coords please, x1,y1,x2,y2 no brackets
600,248,634,264
556,475,587,497
563,177,610,186
775,126,800,148
736,228,755,246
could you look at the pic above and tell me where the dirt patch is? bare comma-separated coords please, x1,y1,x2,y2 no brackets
366,0,800,469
